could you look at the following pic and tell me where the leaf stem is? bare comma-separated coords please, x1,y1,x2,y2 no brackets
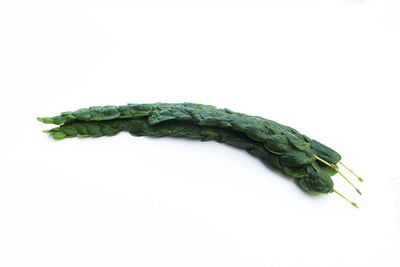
333,189,359,208
339,161,363,182
315,156,362,195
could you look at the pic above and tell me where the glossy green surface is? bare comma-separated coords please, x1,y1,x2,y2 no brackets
39,103,341,194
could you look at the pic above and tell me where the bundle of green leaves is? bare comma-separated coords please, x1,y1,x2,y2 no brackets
38,102,362,207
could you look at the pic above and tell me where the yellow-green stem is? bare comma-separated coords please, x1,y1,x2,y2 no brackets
315,156,362,195
339,161,363,182
333,189,359,208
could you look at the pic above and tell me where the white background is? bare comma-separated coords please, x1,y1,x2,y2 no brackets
1,1,399,266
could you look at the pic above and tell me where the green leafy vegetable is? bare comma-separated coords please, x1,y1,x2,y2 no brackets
38,103,363,207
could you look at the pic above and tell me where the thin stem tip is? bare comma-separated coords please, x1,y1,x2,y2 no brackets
333,189,359,208
315,156,362,195
339,161,363,182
